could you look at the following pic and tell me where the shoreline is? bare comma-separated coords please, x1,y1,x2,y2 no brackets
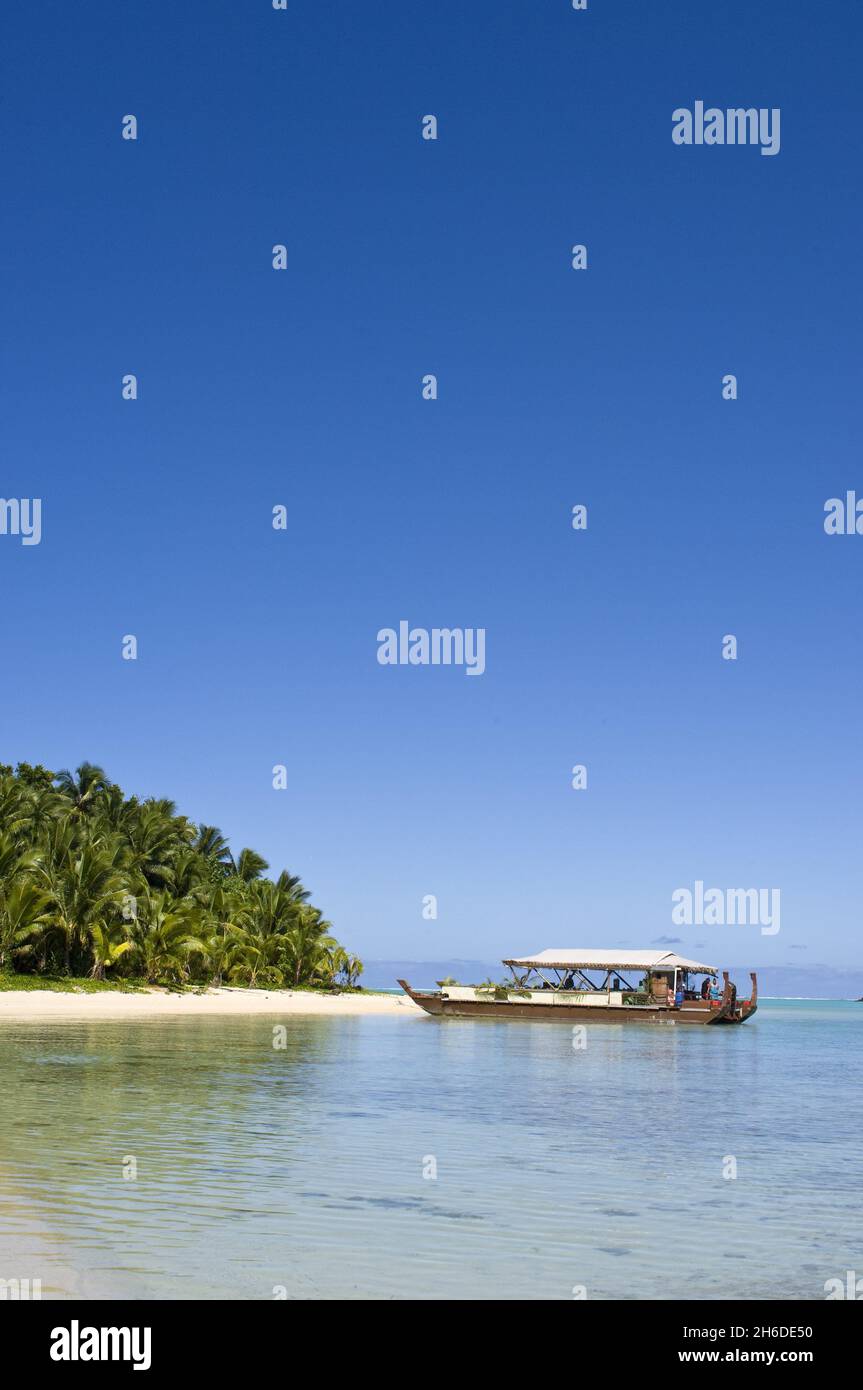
0,985,424,1022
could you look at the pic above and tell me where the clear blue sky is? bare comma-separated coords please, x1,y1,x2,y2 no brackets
2,1,861,968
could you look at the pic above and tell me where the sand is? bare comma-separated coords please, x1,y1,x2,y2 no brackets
0,985,424,1022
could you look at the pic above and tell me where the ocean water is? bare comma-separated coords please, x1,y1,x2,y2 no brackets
0,999,860,1300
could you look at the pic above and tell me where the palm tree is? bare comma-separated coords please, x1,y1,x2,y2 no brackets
0,761,363,991
36,834,126,973
230,848,269,882
197,884,250,986
0,832,35,882
282,906,335,987
316,946,362,990
193,825,232,863
0,880,53,970
317,943,348,989
0,775,32,841
94,784,140,834
161,846,208,898
219,879,299,986
224,934,269,988
127,891,204,984
88,921,134,980
243,878,301,935
342,953,364,988
54,762,111,816
124,803,191,886
274,870,310,904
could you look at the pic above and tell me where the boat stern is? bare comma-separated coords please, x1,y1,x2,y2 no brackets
713,970,758,1023
739,970,758,1021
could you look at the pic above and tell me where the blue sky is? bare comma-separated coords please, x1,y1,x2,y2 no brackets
2,1,861,968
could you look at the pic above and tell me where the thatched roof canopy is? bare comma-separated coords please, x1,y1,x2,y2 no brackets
503,950,717,974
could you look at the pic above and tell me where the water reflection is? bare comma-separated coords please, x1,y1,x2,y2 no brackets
0,1004,860,1299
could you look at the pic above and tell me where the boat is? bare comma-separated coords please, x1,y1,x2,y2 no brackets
398,950,757,1025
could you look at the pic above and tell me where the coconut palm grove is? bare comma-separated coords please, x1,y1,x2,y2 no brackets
0,761,362,990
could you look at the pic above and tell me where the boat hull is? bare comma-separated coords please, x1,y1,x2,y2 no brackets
398,980,757,1026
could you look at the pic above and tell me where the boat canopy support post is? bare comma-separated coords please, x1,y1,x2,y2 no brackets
573,968,598,991
607,971,636,991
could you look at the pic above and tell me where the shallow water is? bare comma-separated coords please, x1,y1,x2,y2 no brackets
1,1000,860,1299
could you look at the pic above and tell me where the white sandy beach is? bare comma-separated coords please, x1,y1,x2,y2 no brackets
0,986,424,1022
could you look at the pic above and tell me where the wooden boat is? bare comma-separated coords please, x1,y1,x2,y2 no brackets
399,950,757,1025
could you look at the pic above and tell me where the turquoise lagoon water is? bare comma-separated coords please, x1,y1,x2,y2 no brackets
1,999,860,1300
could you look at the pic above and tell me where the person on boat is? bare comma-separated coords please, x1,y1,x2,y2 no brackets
562,973,575,991
708,979,722,1000
700,977,711,1000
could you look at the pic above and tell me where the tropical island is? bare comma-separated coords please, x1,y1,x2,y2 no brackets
0,760,382,1009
